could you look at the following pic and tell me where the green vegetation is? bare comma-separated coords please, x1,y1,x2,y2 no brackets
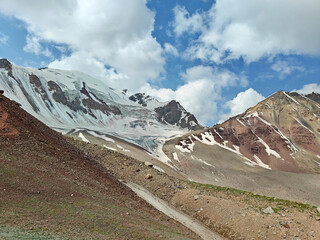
186,181,317,213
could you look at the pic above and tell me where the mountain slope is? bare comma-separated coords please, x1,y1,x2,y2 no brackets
0,59,201,153
0,92,198,239
161,91,320,206
173,91,320,173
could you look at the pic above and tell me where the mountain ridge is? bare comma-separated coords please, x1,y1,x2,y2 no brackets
172,90,320,173
0,58,202,153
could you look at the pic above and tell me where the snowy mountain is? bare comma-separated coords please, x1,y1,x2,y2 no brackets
0,58,202,152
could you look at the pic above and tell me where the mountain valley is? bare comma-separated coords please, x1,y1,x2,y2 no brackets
1,59,320,239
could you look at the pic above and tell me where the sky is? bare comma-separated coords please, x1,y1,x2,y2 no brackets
0,0,320,126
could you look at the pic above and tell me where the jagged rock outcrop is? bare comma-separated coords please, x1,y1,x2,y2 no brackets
155,100,202,131
129,93,152,107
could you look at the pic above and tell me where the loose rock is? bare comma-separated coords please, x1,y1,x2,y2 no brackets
280,222,290,228
194,195,199,200
262,206,274,214
145,173,152,179
144,161,153,167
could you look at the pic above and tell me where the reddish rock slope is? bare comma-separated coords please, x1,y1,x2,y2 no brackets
175,91,320,173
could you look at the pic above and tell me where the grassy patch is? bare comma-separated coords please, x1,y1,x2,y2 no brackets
186,181,317,213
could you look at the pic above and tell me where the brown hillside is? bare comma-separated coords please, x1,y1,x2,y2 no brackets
0,93,197,239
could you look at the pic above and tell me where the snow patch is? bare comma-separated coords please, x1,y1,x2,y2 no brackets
213,129,223,139
313,160,320,167
253,155,271,169
117,144,131,152
176,137,195,153
175,145,191,153
103,145,117,151
189,121,197,127
233,145,240,154
172,152,180,162
282,91,300,105
257,137,281,158
87,131,115,142
78,132,90,143
154,138,174,167
198,158,215,168
236,118,247,127
153,165,165,173
192,131,257,167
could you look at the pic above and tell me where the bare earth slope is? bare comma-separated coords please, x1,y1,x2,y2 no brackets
72,136,320,240
0,93,198,239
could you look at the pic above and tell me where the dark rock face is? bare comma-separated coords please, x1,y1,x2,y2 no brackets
305,92,320,103
155,100,202,131
0,59,12,71
0,59,14,80
129,93,151,107
155,101,182,125
38,67,48,70
48,81,87,114
80,82,121,116
29,74,53,109
48,81,121,119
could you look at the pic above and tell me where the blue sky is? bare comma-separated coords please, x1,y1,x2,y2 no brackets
0,0,320,126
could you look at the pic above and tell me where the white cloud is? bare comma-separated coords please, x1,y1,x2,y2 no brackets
49,51,129,89
142,65,248,125
173,0,320,63
271,60,305,79
293,83,320,94
220,88,265,122
23,34,53,58
172,6,203,36
0,32,8,45
0,0,164,91
164,43,178,57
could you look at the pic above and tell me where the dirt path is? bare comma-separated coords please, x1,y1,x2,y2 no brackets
126,182,225,240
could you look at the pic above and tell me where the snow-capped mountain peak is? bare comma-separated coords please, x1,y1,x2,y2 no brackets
0,58,202,151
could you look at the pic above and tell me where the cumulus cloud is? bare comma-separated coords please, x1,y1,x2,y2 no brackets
0,0,164,91
292,83,320,94
172,6,204,36
271,60,305,79
173,0,320,63
220,88,265,122
142,65,248,125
